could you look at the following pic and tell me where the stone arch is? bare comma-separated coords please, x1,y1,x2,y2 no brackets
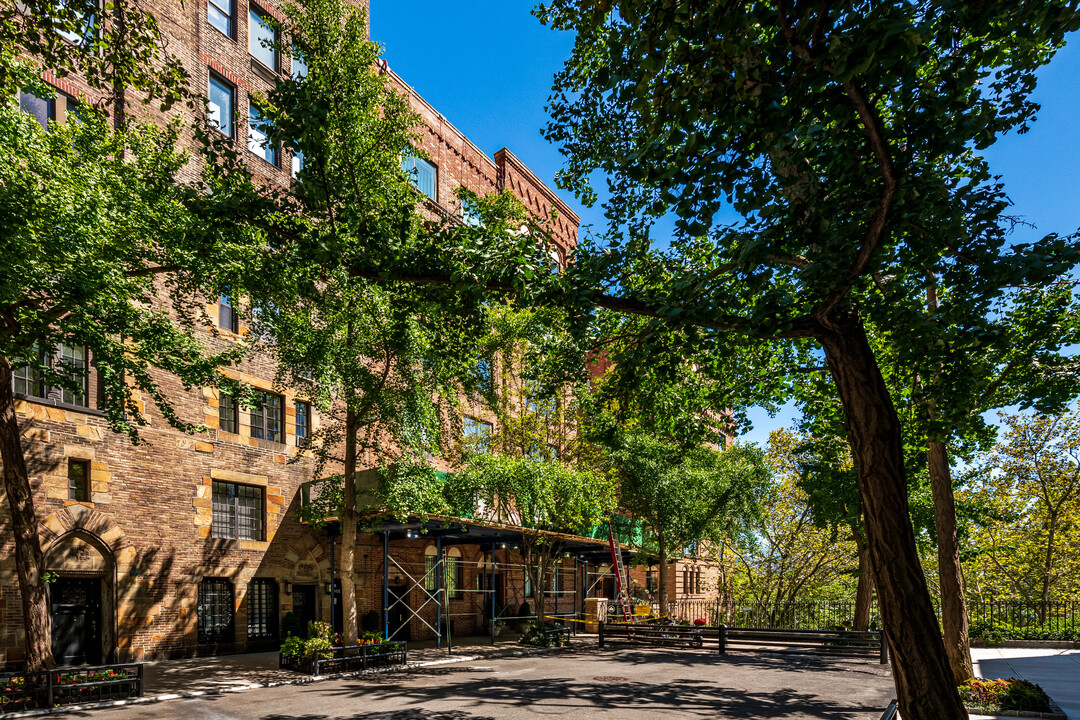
39,507,133,665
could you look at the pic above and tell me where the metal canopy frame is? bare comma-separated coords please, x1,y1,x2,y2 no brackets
371,514,649,652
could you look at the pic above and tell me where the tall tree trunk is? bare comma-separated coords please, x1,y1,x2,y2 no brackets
928,440,974,683
853,533,873,632
816,312,965,720
0,358,54,671
339,405,358,643
657,536,669,618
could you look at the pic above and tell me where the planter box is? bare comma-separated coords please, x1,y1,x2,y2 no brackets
971,640,1080,649
279,642,407,676
0,663,143,713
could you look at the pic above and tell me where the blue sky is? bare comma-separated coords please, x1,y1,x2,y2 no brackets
370,4,1080,447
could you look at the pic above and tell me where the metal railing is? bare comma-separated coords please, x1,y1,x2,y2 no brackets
0,663,143,712
280,642,408,675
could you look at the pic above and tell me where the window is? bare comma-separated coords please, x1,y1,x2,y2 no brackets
207,0,233,36
250,391,283,442
219,293,239,333
68,459,90,502
294,400,311,446
246,578,278,641
19,91,55,129
10,344,87,406
58,344,87,406
291,148,304,178
54,0,96,45
248,7,277,71
13,347,45,399
461,199,481,227
212,481,264,540
219,392,238,433
198,577,235,644
463,416,492,453
402,155,436,201
208,73,234,137
291,50,307,79
646,569,656,594
424,546,437,592
475,357,493,394
524,574,532,599
446,548,463,599
248,104,276,165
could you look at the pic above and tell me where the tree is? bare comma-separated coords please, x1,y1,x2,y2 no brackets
726,430,860,626
0,105,254,669
596,427,765,617
444,454,615,622
231,0,507,646
530,2,1080,716
964,409,1080,606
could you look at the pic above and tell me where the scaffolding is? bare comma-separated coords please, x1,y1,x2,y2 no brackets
373,515,642,651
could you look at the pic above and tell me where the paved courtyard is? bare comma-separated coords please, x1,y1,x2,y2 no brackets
972,647,1080,720
74,648,896,720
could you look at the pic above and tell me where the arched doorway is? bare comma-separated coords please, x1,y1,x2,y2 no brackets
44,532,116,665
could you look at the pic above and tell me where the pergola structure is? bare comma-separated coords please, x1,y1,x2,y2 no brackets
368,514,649,650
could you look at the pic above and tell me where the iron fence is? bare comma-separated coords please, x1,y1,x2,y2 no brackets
0,663,143,712
656,598,1080,637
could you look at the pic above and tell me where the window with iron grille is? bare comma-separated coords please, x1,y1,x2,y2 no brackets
219,392,238,434
68,459,90,502
250,392,283,442
246,578,278,641
294,400,311,446
212,481,264,540
446,554,463,599
219,293,239,333
424,550,437,592
198,577,235,644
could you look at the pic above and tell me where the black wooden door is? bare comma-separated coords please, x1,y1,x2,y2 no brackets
387,584,410,641
292,585,317,633
51,577,102,665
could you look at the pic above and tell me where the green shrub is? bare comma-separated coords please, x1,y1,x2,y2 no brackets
279,635,304,657
959,678,1053,714
519,620,565,647
970,621,1079,642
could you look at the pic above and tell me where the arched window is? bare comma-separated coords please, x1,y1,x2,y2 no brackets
424,545,438,592
198,577,235,644
446,547,463,599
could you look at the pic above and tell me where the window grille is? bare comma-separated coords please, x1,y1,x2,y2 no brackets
212,481,264,540
246,578,278,640
58,344,87,406
198,577,235,644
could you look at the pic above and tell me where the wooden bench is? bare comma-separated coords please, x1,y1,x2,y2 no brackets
599,622,888,663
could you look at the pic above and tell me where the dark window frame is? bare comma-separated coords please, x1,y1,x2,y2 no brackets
207,0,234,38
250,391,284,443
67,459,90,502
246,578,278,641
11,343,88,408
198,577,235,644
219,293,239,333
211,481,265,541
219,392,238,434
248,6,277,72
208,72,235,138
294,400,311,446
445,553,464,600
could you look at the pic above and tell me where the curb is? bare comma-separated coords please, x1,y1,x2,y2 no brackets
1,644,575,718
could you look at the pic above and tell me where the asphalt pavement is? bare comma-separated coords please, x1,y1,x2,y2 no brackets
69,647,896,720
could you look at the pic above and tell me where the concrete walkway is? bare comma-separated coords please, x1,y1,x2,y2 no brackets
971,647,1080,719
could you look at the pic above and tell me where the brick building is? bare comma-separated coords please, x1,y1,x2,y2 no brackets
2,0,720,668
